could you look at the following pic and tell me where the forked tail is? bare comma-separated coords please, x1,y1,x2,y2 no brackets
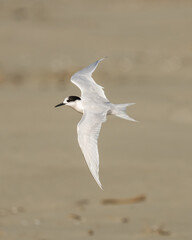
112,103,137,122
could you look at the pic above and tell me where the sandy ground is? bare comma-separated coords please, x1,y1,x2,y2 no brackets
0,1,192,239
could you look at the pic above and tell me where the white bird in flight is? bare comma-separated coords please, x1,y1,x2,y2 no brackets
55,58,137,189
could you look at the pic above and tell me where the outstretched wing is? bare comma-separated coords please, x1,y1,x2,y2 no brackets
71,58,108,101
77,110,108,189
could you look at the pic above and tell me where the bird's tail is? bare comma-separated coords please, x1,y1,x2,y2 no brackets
112,103,137,122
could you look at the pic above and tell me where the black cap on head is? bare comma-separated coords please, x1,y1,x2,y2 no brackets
67,96,81,102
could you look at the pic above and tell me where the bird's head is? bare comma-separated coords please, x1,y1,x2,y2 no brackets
55,96,82,113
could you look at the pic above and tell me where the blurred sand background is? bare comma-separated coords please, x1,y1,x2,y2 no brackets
0,0,192,239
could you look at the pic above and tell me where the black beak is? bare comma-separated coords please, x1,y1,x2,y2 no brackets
55,102,65,108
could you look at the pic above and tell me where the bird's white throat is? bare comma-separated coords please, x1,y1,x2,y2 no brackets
68,100,83,114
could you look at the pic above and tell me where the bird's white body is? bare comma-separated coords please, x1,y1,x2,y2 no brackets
55,58,137,189
68,98,136,118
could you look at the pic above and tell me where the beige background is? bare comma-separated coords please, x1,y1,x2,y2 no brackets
0,1,192,239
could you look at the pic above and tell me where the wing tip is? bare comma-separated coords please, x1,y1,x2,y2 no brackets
92,172,103,190
98,56,107,63
97,181,104,190
71,57,107,80
92,171,103,190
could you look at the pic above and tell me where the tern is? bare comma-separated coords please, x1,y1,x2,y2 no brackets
55,58,137,189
